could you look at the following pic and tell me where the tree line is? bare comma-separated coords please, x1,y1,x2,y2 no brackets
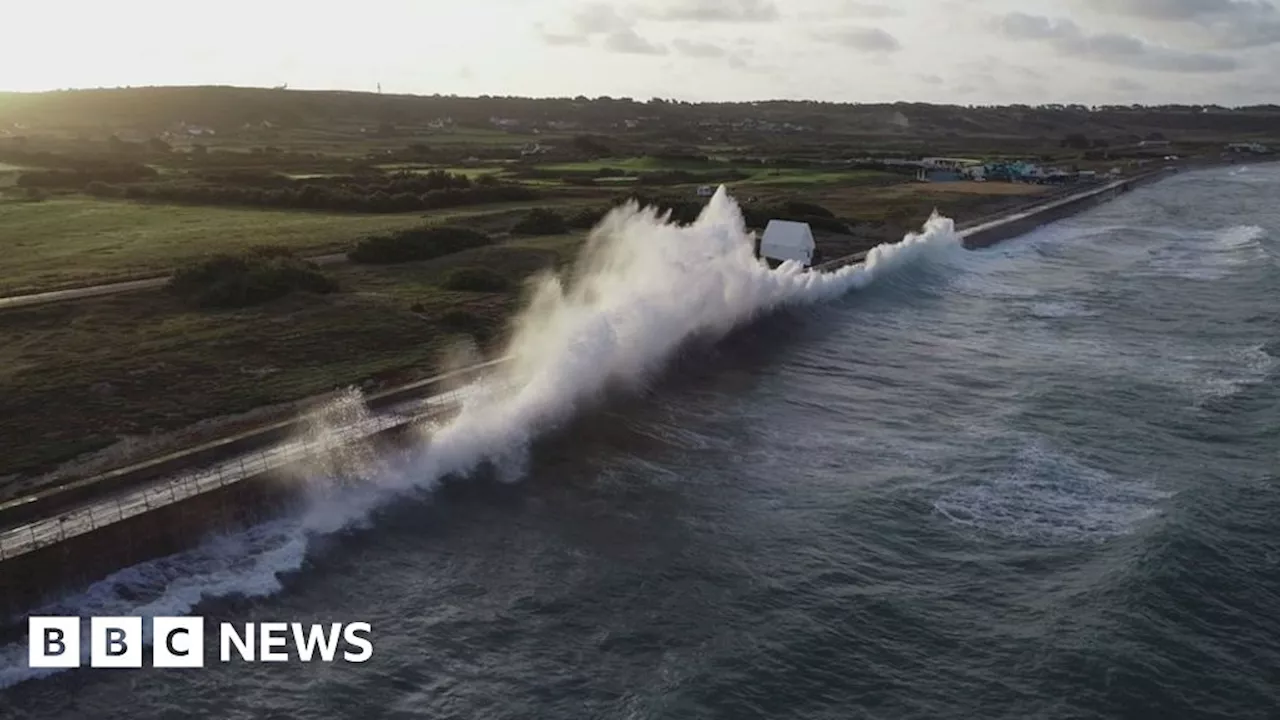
76,169,538,213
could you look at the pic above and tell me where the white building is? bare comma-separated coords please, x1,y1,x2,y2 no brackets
760,220,816,268
921,157,981,171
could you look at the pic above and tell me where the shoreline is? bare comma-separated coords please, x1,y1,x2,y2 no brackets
0,157,1259,616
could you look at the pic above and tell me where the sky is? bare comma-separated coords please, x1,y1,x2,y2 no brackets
4,0,1280,105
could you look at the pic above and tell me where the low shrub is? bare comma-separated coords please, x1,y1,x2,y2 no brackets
780,200,835,218
566,206,609,229
442,267,510,293
16,162,158,189
614,194,704,225
511,208,568,235
347,226,493,264
167,250,337,308
84,181,125,198
439,309,493,339
102,173,536,214
741,205,849,234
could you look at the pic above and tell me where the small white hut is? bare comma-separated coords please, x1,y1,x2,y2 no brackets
760,220,816,268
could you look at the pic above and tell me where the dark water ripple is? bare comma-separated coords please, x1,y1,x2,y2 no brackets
3,164,1278,719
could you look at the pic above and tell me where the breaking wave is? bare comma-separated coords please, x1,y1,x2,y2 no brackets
0,187,964,689
1149,224,1270,280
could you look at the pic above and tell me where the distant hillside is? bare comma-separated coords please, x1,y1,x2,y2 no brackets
2,86,1279,144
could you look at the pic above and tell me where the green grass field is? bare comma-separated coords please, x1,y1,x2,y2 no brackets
538,156,728,172
0,229,589,487
0,289,451,484
0,197,587,295
375,164,510,178
736,169,902,186
535,158,903,188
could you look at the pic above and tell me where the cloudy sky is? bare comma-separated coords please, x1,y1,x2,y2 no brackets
4,0,1279,104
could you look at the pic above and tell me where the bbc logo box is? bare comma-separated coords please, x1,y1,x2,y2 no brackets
28,616,372,668
29,616,204,669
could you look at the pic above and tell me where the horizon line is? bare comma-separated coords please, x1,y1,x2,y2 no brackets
1,83,1277,111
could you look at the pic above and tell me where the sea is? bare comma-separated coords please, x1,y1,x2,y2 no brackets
1,163,1277,719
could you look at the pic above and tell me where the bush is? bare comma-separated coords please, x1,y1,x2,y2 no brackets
615,194,704,225
17,162,158,189
347,226,493,264
84,181,124,198
439,309,492,339
442,267,510,292
511,208,568,235
567,206,608,229
96,170,536,214
167,250,337,308
419,184,538,210
741,205,849,234
789,214,849,233
780,200,835,218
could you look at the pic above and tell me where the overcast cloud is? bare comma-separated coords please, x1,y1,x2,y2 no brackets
3,0,1278,105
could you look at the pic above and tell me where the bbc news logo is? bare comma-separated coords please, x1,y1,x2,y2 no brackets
28,617,373,668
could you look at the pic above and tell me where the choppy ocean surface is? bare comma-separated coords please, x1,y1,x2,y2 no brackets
2,164,1277,719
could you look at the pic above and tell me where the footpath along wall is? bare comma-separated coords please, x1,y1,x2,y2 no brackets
0,165,1190,617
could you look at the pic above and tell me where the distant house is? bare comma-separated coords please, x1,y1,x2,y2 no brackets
696,185,716,197
916,168,963,182
1138,139,1170,149
918,158,983,183
977,160,1040,183
1226,142,1268,154
921,157,981,171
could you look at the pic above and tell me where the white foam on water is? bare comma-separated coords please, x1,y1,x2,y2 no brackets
0,187,966,690
933,437,1172,543
1183,343,1278,406
0,520,305,689
1026,300,1099,319
1148,224,1270,280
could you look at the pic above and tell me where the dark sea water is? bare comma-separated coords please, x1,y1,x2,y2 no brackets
3,164,1278,719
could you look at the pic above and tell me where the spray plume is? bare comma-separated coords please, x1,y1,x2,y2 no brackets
313,186,963,512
